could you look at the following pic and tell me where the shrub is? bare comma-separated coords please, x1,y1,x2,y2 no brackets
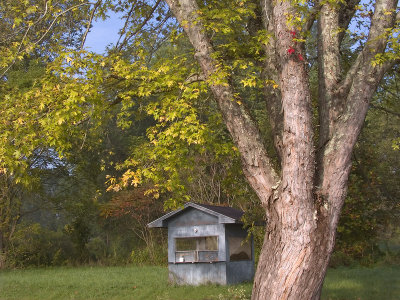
86,237,107,262
7,223,74,267
130,244,167,266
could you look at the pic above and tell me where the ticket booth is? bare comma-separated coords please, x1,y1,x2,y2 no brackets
148,202,254,285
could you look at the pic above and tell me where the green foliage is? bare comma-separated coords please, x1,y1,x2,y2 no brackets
8,223,74,268
100,188,167,264
64,217,92,263
335,174,383,264
333,66,400,265
1,0,269,213
217,286,251,300
0,169,22,251
0,0,96,75
129,245,167,266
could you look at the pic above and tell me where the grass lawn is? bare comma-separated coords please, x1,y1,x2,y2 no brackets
322,266,400,300
0,265,399,300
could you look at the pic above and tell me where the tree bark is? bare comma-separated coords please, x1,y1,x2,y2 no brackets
164,0,399,298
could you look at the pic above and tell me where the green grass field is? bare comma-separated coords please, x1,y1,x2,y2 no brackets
0,265,399,300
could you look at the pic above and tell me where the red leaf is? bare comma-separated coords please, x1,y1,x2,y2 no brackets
287,47,295,55
298,54,304,61
290,31,296,37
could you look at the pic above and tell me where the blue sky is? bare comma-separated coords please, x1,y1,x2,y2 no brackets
84,12,125,53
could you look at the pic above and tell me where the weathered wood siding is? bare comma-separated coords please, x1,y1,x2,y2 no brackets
169,262,227,285
226,261,254,284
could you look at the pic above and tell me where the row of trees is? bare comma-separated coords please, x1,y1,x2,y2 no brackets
0,0,399,299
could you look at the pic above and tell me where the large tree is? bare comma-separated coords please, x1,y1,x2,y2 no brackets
162,0,399,299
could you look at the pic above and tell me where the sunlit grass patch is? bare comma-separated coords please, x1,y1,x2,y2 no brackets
322,266,400,300
0,266,251,300
0,265,398,299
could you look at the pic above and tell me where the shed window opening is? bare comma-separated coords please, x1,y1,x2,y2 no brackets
229,237,251,261
175,236,218,263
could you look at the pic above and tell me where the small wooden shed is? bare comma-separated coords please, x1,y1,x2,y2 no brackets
148,202,254,285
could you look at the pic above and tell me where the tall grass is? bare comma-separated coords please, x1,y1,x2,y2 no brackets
0,265,398,299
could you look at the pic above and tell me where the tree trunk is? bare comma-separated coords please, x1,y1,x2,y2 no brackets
253,188,343,299
0,231,5,269
250,2,333,296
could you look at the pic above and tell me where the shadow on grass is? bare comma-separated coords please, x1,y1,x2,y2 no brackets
321,266,400,300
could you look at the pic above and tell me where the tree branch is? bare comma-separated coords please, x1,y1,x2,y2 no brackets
1,1,96,77
116,0,162,51
317,2,341,151
80,0,101,50
338,0,398,100
115,1,138,48
184,73,206,84
271,0,316,210
318,0,399,227
370,103,400,118
259,0,284,161
165,0,280,205
338,0,361,44
303,2,321,33
1,0,50,77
